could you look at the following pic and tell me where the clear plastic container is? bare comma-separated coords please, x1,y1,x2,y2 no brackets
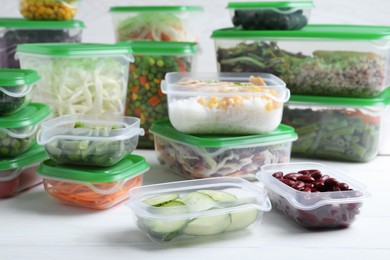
161,72,289,134
212,25,390,97
16,43,133,117
37,115,144,167
0,69,40,115
19,0,79,21
150,119,297,181
0,144,47,198
227,1,313,30
0,18,84,68
282,88,390,162
127,177,271,244
37,154,150,210
110,6,204,42
257,162,370,229
0,103,51,157
118,41,199,148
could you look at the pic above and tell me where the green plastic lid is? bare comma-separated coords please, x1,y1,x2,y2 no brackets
211,25,390,40
0,103,52,128
150,119,298,148
0,18,85,29
227,1,313,9
37,154,150,183
289,87,390,106
16,43,133,57
0,69,40,86
110,6,204,12
0,144,48,170
118,41,198,55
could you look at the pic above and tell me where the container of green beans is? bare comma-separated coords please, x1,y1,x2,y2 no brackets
120,41,199,148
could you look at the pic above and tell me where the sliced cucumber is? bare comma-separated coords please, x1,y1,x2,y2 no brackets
225,209,259,232
184,213,231,236
178,192,216,212
143,193,180,207
197,190,237,202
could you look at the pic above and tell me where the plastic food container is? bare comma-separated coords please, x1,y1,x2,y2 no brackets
119,41,199,148
257,162,370,229
212,25,390,98
37,115,144,167
227,1,313,30
16,43,133,117
110,6,204,42
19,0,79,21
37,154,149,210
161,72,289,134
150,119,297,181
282,88,390,162
0,69,40,115
127,177,271,244
0,103,51,157
0,144,47,198
0,18,84,68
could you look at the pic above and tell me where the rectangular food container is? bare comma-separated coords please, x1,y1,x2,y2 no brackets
16,43,133,117
227,1,313,30
127,177,271,244
0,18,84,68
257,162,370,229
37,154,149,210
282,88,390,162
119,41,199,148
19,0,79,21
0,144,48,198
150,119,297,181
212,25,390,98
37,115,144,167
0,69,40,115
110,6,204,42
0,103,51,157
161,72,289,134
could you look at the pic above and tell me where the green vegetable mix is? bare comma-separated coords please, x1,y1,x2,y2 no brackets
0,127,37,157
0,92,26,115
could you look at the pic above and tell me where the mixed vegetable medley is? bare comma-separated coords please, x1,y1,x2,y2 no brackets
0,127,37,157
0,91,26,115
19,0,78,21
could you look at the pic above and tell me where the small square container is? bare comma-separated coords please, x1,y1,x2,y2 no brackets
0,69,40,115
119,41,199,148
282,88,390,162
227,1,313,30
16,43,133,117
0,103,51,157
257,162,370,229
19,0,79,21
212,25,390,98
150,119,297,181
110,6,204,42
161,72,290,134
0,144,48,198
37,115,145,167
0,18,84,68
127,177,271,244
37,154,150,210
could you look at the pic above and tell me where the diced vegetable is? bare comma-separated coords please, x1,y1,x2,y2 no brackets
19,0,78,21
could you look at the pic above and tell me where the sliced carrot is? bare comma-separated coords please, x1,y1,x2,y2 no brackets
148,95,161,106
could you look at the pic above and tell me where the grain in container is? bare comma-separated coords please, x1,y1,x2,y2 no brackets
127,177,271,244
282,88,390,162
16,43,133,117
150,119,297,181
37,154,149,210
0,18,84,68
212,25,390,98
19,0,79,21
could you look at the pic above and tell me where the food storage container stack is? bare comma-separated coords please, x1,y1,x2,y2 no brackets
212,24,390,162
36,115,150,209
117,41,200,148
150,72,297,181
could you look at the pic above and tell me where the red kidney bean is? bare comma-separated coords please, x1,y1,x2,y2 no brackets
284,173,302,181
338,182,349,191
272,171,284,179
324,178,338,187
297,175,315,183
292,181,305,191
310,171,322,180
281,179,295,186
305,183,314,189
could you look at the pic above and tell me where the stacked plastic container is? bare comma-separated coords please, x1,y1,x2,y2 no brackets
0,68,51,198
109,6,203,148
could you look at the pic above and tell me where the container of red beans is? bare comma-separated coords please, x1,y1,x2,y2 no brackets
256,162,370,229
